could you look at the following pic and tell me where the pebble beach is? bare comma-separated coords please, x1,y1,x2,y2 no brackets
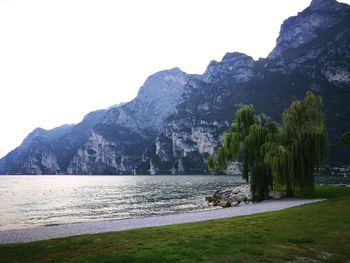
0,198,323,244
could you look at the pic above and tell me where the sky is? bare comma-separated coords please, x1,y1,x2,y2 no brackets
0,0,349,158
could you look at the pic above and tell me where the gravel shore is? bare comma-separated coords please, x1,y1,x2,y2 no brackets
0,198,323,244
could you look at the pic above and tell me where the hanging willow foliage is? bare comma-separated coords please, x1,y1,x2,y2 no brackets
208,105,278,201
280,91,327,195
208,91,327,200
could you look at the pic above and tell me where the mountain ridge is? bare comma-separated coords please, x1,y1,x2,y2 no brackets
1,0,349,175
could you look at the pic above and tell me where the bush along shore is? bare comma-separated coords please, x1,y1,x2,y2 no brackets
206,185,287,208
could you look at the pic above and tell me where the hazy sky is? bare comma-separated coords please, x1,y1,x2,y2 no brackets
0,0,349,158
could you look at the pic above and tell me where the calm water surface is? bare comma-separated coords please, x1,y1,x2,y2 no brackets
0,175,244,231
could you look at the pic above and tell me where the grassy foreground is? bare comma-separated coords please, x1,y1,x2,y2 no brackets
1,186,350,263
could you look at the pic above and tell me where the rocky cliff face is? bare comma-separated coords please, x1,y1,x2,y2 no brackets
1,0,349,175
100,68,189,133
0,110,106,174
150,0,350,174
203,53,255,83
268,0,350,59
67,68,190,175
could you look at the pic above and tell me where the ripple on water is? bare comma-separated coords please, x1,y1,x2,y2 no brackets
0,175,244,231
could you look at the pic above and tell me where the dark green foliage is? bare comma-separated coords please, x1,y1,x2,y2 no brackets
208,105,278,201
341,131,350,147
278,92,327,195
209,92,326,199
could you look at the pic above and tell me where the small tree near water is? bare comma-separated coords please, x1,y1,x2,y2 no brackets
208,91,327,201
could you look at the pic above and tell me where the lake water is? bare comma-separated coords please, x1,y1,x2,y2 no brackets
0,175,245,231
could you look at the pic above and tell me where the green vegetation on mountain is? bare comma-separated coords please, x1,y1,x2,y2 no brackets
208,92,326,200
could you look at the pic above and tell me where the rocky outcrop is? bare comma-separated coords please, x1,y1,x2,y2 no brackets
101,68,189,133
67,68,190,175
206,185,253,207
268,0,350,59
206,186,289,207
203,52,255,83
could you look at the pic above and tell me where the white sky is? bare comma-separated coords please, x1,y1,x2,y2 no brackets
0,0,349,158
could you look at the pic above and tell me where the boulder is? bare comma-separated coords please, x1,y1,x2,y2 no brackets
234,193,247,203
206,184,253,208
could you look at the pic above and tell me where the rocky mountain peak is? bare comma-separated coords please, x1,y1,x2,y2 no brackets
100,68,190,133
81,109,106,124
136,67,188,102
20,125,73,149
309,0,343,12
221,52,251,63
268,0,350,59
203,52,255,83
20,128,46,148
66,68,191,175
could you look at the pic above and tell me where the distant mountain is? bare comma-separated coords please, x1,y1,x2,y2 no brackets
0,110,106,174
67,68,190,174
20,124,74,149
1,0,349,175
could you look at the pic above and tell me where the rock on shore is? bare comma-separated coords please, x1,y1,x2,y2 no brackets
206,185,290,208
205,185,253,208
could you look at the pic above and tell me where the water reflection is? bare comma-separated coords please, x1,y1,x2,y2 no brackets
0,175,244,231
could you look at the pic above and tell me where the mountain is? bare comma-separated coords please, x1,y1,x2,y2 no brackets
67,68,190,174
0,110,106,174
152,0,350,174
0,68,190,174
20,125,73,149
1,0,349,175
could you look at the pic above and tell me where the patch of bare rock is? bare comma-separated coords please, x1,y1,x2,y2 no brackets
205,185,287,208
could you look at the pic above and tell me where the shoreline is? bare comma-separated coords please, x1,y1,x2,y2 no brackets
0,198,324,244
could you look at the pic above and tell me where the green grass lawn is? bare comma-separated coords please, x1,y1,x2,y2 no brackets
1,186,350,263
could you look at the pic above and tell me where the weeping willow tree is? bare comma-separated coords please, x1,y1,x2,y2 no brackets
285,92,326,194
264,91,327,195
208,91,326,200
208,105,279,201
